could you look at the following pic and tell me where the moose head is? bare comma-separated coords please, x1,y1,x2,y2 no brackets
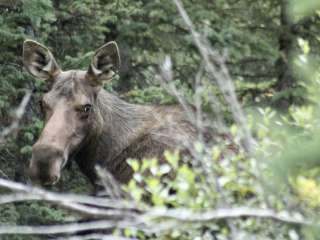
24,40,120,185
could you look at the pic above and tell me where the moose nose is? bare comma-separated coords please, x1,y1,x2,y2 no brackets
29,145,64,186
28,160,61,186
43,175,59,186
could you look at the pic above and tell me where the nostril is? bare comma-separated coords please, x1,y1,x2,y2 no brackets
49,175,60,185
42,175,59,186
52,175,59,183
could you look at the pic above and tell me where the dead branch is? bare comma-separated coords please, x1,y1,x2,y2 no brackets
172,0,256,154
0,178,138,218
0,178,314,236
54,234,135,240
0,219,138,235
0,90,32,143
95,166,125,199
146,207,311,226
0,205,312,235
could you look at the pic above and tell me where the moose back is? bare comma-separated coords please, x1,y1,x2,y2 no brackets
24,40,196,188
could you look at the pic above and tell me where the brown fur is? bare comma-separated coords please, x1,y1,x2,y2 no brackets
23,40,196,187
76,90,197,186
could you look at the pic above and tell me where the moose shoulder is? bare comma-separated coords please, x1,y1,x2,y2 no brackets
24,40,197,188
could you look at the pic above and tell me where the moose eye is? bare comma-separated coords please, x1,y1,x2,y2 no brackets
81,104,92,113
76,104,92,119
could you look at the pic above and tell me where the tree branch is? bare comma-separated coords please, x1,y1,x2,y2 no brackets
0,178,139,218
0,90,32,143
172,0,256,154
146,207,311,226
0,178,314,236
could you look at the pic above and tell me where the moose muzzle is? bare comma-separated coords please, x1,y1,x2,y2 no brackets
28,145,65,186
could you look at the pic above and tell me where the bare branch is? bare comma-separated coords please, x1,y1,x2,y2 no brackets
55,234,135,240
0,205,312,235
0,90,32,143
172,0,256,154
0,219,138,235
158,56,196,125
0,178,138,216
95,166,125,199
146,207,311,226
0,178,315,236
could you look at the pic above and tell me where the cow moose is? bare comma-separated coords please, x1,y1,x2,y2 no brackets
24,40,197,189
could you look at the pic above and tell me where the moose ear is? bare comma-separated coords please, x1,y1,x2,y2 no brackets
86,41,120,86
23,40,61,80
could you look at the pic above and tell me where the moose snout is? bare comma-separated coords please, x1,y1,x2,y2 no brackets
28,145,64,186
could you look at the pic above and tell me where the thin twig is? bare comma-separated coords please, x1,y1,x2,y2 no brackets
173,0,256,154
95,166,124,199
0,90,32,143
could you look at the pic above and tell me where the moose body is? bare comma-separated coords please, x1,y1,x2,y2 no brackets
24,40,196,187
73,89,196,186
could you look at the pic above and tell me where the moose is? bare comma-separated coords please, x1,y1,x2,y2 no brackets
24,40,197,189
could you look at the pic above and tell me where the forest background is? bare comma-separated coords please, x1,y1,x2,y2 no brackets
1,0,320,239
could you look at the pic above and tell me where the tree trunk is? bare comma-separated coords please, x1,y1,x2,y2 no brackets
274,0,296,109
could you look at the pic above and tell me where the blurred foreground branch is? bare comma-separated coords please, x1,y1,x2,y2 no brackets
55,235,135,240
0,178,314,236
173,0,256,154
0,90,32,143
0,178,138,218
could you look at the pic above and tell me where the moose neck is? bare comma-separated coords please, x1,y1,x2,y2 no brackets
75,88,153,185
99,90,153,153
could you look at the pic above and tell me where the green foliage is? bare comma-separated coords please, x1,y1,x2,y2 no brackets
1,0,320,239
125,86,176,104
